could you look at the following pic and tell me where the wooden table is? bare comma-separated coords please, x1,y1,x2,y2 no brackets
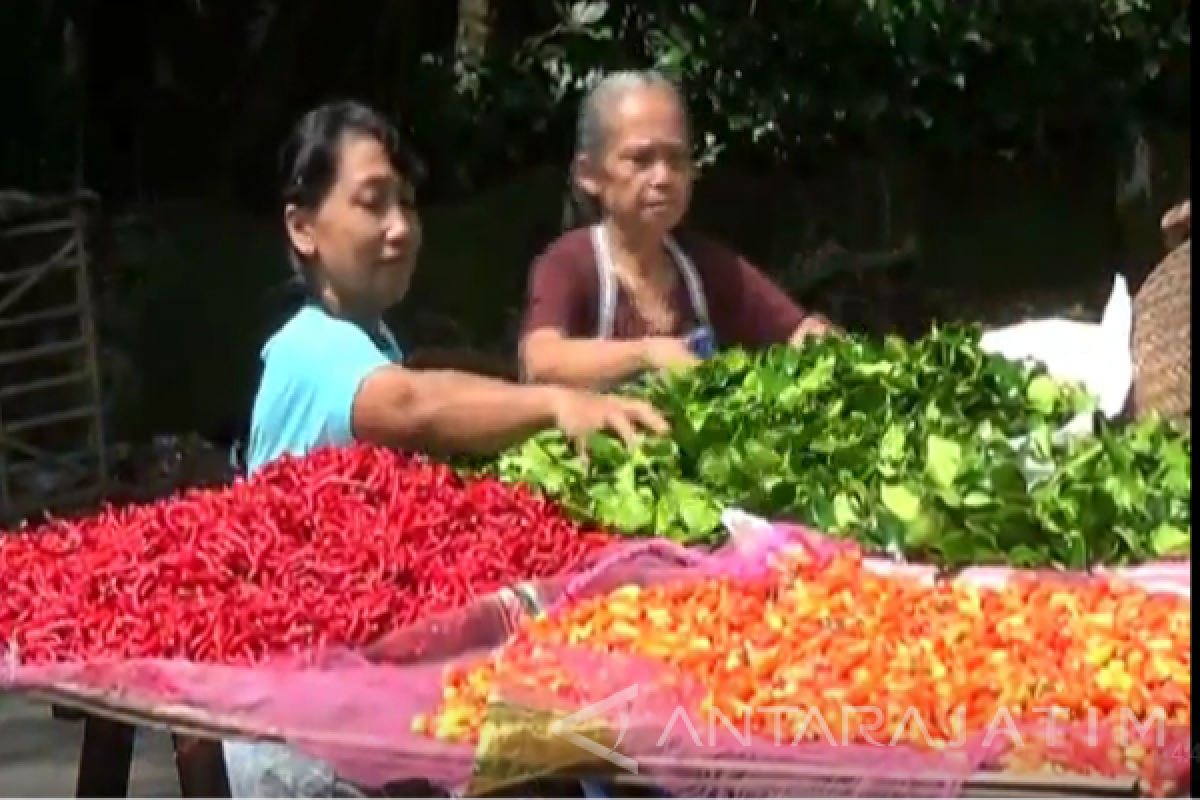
32,685,254,798
27,684,1161,799
35,685,459,799
583,758,1145,798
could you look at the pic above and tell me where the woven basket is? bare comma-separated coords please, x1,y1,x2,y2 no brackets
1131,240,1191,420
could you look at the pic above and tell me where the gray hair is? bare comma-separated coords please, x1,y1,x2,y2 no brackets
565,69,690,228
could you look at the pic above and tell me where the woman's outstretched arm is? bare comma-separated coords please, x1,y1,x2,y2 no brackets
352,364,667,454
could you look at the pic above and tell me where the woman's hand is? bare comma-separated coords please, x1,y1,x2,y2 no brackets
640,336,702,371
548,387,669,447
1162,200,1191,250
789,314,839,346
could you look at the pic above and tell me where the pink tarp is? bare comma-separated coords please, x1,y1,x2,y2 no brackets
2,517,1190,795
721,509,1192,597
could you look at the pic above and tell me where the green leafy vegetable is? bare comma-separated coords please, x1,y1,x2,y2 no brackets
487,325,1190,568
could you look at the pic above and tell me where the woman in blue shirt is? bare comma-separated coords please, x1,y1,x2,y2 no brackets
223,101,669,797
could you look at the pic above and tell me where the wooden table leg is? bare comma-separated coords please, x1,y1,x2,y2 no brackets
172,735,232,798
75,715,135,798
52,704,86,721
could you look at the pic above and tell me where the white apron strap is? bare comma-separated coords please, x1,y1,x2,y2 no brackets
589,225,620,338
664,235,710,326
590,225,711,337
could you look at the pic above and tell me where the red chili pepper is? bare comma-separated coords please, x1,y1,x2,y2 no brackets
0,444,617,666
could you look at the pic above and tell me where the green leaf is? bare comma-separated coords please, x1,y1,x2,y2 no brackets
581,432,628,469
1026,374,1060,415
879,423,907,464
1150,524,1190,557
591,483,654,533
833,492,860,530
903,507,945,550
568,1,609,28
881,484,921,522
1007,544,1045,568
961,491,994,509
666,478,723,539
925,434,964,489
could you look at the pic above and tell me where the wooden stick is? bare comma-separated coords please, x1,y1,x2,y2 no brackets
598,770,1138,797
0,218,78,240
0,395,9,514
0,238,77,317
1,485,106,522
0,337,87,368
72,209,109,501
0,368,91,401
0,302,83,331
5,404,97,435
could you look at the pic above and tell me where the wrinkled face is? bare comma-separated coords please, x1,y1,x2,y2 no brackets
286,133,422,313
578,85,693,237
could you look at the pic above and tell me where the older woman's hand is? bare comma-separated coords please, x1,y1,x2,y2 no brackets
1162,200,1190,250
789,314,840,346
641,336,703,372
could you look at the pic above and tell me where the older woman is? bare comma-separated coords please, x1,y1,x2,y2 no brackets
519,69,835,390
223,100,669,798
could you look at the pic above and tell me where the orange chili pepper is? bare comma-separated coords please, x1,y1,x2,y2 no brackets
422,552,1190,794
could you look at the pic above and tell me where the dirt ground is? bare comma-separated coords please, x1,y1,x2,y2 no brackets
0,693,179,797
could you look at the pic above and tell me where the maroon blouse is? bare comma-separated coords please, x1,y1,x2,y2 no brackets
520,227,810,348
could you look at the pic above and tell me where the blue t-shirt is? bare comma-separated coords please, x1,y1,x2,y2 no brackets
246,304,403,475
229,305,405,795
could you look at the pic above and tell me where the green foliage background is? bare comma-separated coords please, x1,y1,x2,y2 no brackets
413,0,1190,185
0,0,1190,442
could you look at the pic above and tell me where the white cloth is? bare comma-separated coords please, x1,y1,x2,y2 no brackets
980,274,1134,420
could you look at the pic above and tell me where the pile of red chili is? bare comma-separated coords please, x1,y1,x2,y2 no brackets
0,444,616,666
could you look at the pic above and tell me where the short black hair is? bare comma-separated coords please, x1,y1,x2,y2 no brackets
279,100,426,211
